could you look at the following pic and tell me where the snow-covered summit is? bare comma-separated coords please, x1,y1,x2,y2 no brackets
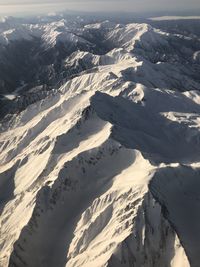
0,16,200,267
0,19,87,47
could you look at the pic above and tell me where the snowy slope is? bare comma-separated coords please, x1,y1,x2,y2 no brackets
0,20,91,48
0,16,200,99
0,17,200,267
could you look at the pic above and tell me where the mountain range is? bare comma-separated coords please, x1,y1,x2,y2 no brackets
0,14,200,267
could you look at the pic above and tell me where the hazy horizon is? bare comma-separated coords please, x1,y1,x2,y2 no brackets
0,0,200,17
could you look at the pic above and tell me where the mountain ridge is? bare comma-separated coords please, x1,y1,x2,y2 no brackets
0,16,200,267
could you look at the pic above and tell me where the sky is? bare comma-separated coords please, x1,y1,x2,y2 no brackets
0,0,200,16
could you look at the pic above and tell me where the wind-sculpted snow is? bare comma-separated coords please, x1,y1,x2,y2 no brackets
91,91,200,164
0,16,200,267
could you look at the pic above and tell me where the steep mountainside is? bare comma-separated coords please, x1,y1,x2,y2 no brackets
0,16,200,110
0,16,200,267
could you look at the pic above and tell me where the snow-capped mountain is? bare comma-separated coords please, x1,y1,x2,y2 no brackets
0,15,200,100
0,15,200,267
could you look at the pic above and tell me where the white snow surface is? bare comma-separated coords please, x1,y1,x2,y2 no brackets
0,18,90,48
0,19,200,267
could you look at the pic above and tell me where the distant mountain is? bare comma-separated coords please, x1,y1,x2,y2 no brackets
0,16,200,119
0,15,200,267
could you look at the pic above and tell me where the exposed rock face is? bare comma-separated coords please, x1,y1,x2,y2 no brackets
0,16,200,267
